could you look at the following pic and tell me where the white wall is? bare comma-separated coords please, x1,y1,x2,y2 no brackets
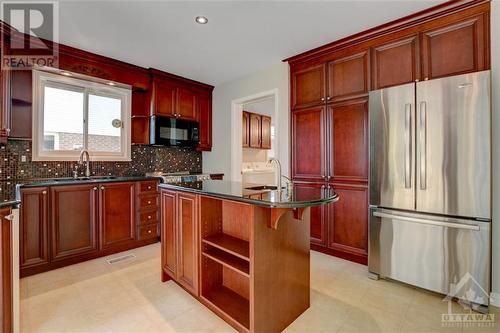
491,0,500,305
203,62,290,179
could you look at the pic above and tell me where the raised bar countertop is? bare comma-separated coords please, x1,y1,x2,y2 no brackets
159,180,339,208
16,175,161,189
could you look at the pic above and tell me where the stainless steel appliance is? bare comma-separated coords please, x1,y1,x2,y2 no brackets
369,71,491,309
149,116,199,147
146,171,212,183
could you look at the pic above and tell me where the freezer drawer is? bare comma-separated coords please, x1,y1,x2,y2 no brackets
369,208,490,305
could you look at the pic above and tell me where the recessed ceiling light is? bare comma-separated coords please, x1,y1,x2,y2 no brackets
195,16,208,24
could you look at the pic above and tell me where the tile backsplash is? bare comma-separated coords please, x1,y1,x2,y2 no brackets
0,140,202,201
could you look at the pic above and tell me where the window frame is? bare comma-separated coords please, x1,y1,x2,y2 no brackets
32,69,132,161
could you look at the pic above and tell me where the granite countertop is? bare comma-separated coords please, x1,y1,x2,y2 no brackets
0,200,20,208
159,180,339,208
16,175,161,189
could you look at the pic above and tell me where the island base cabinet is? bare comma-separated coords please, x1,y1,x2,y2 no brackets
0,207,13,333
161,190,312,333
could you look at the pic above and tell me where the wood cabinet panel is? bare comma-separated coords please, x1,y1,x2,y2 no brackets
242,112,249,148
50,185,98,261
20,187,49,269
99,182,135,250
197,94,212,151
260,115,272,149
177,87,197,120
154,78,176,117
10,70,32,138
327,51,369,101
0,207,12,333
291,107,326,181
161,190,177,278
294,183,327,246
0,68,11,143
328,184,368,256
291,64,326,109
176,192,198,295
372,35,420,89
421,14,487,80
327,99,368,182
249,113,261,148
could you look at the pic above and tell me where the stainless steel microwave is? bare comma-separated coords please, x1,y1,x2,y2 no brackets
150,116,199,147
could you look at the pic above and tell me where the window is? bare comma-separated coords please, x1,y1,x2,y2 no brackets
32,70,132,161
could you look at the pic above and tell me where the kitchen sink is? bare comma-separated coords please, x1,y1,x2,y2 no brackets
245,185,278,191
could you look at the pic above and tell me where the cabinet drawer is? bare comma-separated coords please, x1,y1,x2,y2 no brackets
138,210,158,224
139,181,158,193
138,223,158,240
138,195,158,209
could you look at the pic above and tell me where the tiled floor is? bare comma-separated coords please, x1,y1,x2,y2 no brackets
21,243,499,333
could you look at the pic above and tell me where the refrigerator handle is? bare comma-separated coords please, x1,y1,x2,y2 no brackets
373,211,480,231
419,101,427,190
404,103,412,189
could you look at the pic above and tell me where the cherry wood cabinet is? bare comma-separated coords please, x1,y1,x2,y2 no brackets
99,182,135,251
291,106,326,182
0,67,11,144
248,113,261,148
50,185,99,262
20,187,49,271
242,112,249,148
0,206,13,333
294,182,327,246
371,35,420,90
160,189,198,295
327,99,368,183
197,94,212,151
176,87,197,121
421,12,488,80
291,64,326,109
260,115,272,149
327,51,369,102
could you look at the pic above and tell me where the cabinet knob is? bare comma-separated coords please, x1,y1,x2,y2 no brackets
148,215,152,219
101,186,105,190
147,230,152,234
147,186,152,190
321,97,325,102
147,200,152,205
93,187,98,191
42,190,47,195
326,96,331,100
424,77,429,81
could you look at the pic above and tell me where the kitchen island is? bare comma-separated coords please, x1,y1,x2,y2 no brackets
159,180,338,333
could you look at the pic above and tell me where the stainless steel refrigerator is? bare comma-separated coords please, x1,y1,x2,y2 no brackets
368,70,491,309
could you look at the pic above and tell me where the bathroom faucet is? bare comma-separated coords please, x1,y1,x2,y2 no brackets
79,150,91,178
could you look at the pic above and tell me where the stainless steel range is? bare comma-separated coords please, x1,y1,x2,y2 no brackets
146,171,212,183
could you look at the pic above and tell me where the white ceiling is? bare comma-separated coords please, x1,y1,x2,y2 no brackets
58,0,444,86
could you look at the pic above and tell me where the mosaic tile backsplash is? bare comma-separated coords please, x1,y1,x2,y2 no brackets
0,140,202,201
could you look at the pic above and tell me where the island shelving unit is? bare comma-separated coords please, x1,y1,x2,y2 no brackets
159,180,338,333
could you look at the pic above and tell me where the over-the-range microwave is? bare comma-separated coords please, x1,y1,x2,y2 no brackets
150,116,199,147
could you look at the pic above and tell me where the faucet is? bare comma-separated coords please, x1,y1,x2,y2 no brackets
79,150,91,178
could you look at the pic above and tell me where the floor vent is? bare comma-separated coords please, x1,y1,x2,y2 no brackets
106,254,136,264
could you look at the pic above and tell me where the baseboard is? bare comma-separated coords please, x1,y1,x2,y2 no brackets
490,292,500,307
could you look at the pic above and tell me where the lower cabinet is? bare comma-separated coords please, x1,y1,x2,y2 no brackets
0,207,13,332
50,185,99,261
161,189,198,295
296,182,368,264
20,181,158,277
99,182,135,251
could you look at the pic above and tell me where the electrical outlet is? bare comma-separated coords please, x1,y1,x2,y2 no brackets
21,155,27,162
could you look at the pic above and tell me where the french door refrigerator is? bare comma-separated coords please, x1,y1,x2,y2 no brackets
368,70,491,309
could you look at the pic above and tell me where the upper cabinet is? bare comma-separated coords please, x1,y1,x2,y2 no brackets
249,113,261,148
421,13,488,80
327,51,369,102
371,35,420,90
176,87,197,120
242,112,250,148
242,111,271,150
291,64,326,109
260,115,272,149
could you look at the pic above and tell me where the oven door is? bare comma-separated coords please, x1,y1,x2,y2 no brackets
150,116,199,146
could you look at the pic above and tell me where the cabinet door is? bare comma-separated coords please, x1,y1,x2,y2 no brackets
327,99,368,183
177,87,197,120
0,207,12,332
294,183,327,246
421,13,487,80
372,35,420,89
260,115,272,149
20,187,49,270
249,113,261,148
0,68,11,143
197,94,212,151
327,51,369,102
291,106,326,181
291,64,326,109
154,78,176,117
50,184,98,262
10,70,32,138
242,112,250,148
161,190,177,279
328,184,368,258
176,192,198,295
99,182,135,251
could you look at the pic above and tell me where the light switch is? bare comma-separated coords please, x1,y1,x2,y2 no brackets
21,155,27,162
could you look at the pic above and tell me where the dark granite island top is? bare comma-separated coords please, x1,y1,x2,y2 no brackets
159,180,338,209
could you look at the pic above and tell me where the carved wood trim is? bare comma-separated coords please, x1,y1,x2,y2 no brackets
269,208,306,230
